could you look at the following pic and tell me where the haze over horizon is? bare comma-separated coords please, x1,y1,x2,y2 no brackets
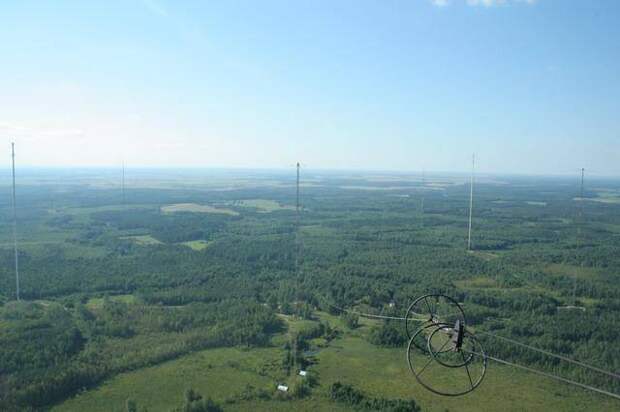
1,1,619,175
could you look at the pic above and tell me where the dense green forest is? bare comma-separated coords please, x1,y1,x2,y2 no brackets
0,169,619,410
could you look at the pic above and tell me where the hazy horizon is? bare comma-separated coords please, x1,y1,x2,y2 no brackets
1,165,619,181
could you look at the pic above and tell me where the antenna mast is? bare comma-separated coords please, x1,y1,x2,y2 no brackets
296,162,300,221
467,154,475,251
420,169,425,227
121,161,126,206
580,168,584,199
574,167,585,306
11,143,20,301
295,162,302,277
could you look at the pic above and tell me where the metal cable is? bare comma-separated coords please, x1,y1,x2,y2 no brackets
330,301,620,400
327,302,407,321
323,296,620,382
476,330,620,380
462,349,620,401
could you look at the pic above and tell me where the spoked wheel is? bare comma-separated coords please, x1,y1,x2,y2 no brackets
407,322,487,397
427,325,475,368
405,294,467,346
407,322,453,354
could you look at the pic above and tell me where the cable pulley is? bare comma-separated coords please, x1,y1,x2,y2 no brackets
406,295,487,396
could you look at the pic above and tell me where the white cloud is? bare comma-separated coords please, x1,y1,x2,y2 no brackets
431,0,450,6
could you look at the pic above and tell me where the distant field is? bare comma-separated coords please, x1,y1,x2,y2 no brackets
120,234,163,245
180,239,211,250
161,203,239,215
236,199,295,213
576,191,620,204
299,225,339,237
339,185,417,191
454,276,500,289
469,250,500,261
544,264,601,280
62,205,158,221
86,294,137,311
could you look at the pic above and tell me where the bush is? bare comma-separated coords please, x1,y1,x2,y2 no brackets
329,382,421,411
342,313,359,329
367,322,406,347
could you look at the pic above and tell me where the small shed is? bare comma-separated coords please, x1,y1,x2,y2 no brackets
299,370,308,377
277,384,289,392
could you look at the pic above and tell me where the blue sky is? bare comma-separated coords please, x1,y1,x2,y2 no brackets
0,0,618,174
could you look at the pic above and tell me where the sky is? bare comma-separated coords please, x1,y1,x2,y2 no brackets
0,0,619,175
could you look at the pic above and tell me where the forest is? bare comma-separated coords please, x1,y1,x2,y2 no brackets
0,169,619,411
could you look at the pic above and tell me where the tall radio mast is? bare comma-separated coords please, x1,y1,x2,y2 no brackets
121,161,126,206
574,167,585,306
467,154,475,251
296,162,300,222
420,169,425,227
11,143,20,301
295,163,301,272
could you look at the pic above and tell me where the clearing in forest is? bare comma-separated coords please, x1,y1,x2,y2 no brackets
237,199,295,212
119,235,163,245
161,203,239,215
180,240,212,250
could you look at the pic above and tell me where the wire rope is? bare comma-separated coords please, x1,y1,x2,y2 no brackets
462,349,620,401
323,297,620,384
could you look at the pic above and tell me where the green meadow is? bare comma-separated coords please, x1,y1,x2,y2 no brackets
54,313,618,412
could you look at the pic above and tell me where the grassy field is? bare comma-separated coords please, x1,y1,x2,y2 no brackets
180,239,212,250
53,347,281,412
588,191,620,204
543,264,601,280
315,326,617,411
454,276,500,289
236,199,295,213
161,203,239,215
120,234,163,245
53,312,619,412
86,294,137,310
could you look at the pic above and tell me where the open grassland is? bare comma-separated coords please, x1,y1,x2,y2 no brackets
86,294,137,311
468,250,501,261
576,192,620,204
53,347,282,412
454,276,500,289
544,264,601,280
316,329,617,411
0,220,73,244
120,234,163,245
61,205,159,223
53,312,619,412
180,239,212,250
161,203,239,215
236,199,295,212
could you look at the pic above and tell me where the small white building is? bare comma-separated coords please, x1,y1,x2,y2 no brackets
277,384,289,392
299,370,307,377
